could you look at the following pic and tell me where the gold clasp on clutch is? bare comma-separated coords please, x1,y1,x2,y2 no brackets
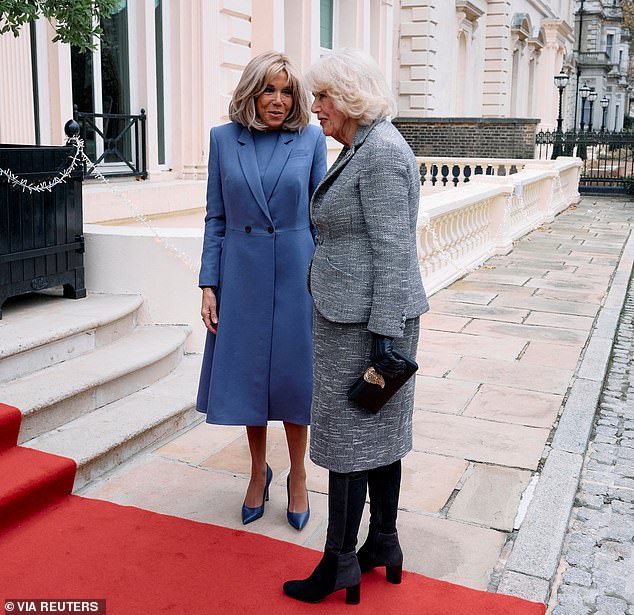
363,367,385,389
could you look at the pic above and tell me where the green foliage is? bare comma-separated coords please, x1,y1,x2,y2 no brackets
0,0,118,51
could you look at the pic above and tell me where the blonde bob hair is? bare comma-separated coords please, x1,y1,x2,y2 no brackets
305,49,397,125
229,51,311,131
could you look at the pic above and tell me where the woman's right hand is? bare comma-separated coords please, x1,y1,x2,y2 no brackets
201,288,219,334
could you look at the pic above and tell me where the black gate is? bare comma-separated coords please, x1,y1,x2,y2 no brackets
535,130,634,194
0,122,86,318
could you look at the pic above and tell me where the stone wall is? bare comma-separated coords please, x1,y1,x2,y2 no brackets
392,117,540,159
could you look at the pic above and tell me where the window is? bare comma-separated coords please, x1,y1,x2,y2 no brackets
606,33,614,60
70,0,131,166
320,0,334,49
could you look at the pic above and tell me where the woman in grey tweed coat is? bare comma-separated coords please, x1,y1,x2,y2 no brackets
283,49,429,605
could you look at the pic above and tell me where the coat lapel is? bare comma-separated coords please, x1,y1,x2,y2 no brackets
262,132,294,203
311,119,384,208
237,127,272,222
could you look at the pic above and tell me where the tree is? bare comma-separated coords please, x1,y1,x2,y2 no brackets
0,0,118,51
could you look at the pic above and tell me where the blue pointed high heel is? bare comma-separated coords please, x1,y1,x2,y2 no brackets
286,474,310,531
242,464,272,525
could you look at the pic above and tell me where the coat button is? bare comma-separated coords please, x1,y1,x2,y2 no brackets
244,226,251,233
267,226,274,234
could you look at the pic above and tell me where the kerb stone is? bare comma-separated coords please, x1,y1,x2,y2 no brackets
505,449,583,580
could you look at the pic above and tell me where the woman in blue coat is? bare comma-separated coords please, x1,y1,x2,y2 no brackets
196,52,327,530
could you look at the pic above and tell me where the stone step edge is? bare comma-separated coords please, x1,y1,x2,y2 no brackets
0,293,143,360
25,356,202,491
11,325,191,418
15,325,191,443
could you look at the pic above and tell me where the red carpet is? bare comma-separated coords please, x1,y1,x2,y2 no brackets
0,403,546,614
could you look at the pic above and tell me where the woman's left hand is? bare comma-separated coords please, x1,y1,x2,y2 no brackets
370,333,406,378
201,287,219,334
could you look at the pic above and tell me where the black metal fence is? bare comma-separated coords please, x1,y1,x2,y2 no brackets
536,130,634,194
74,105,147,179
0,123,86,318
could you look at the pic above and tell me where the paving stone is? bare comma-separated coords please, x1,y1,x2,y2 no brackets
394,510,508,590
419,328,527,360
419,312,472,332
417,350,462,377
505,449,583,579
448,356,573,394
490,293,599,317
412,410,549,469
400,451,468,513
595,596,629,615
427,299,530,323
448,464,532,531
414,375,479,414
497,571,550,603
519,341,582,371
463,383,562,428
562,566,592,586
524,311,594,331
552,379,602,454
463,318,589,346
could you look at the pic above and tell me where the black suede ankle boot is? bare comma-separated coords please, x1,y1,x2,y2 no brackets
283,550,361,604
357,529,403,583
284,470,367,604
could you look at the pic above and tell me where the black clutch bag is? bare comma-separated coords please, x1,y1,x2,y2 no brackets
347,350,418,414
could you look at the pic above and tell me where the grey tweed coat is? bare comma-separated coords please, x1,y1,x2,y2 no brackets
308,119,429,472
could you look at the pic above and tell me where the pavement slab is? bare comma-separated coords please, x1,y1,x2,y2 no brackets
490,293,599,317
412,410,549,469
414,375,480,414
523,311,594,331
447,356,573,394
519,341,582,371
448,464,533,531
463,318,589,346
419,329,527,360
74,196,633,597
428,299,530,323
463,384,563,428
400,451,469,513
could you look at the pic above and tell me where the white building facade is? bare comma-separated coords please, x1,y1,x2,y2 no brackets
0,0,579,196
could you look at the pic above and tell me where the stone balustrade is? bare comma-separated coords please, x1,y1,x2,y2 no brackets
417,157,581,294
417,156,530,190
83,157,582,351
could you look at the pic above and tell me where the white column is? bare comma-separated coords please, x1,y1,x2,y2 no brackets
45,22,73,145
0,27,36,144
482,0,511,117
284,0,320,73
252,0,284,53
397,1,438,117
133,0,160,175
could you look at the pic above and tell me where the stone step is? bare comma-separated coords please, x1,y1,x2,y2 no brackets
0,293,143,384
25,355,203,491
4,324,191,443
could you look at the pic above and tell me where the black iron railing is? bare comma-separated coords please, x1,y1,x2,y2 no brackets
74,105,147,179
536,129,634,194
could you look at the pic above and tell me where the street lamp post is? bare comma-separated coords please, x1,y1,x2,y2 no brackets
600,96,609,132
587,89,597,131
579,83,591,131
552,69,570,159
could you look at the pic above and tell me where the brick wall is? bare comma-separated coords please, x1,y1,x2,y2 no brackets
392,117,540,159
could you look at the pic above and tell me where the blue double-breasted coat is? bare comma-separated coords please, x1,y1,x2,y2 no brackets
196,122,327,426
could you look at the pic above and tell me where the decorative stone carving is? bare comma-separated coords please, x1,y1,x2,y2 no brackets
456,1,484,40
